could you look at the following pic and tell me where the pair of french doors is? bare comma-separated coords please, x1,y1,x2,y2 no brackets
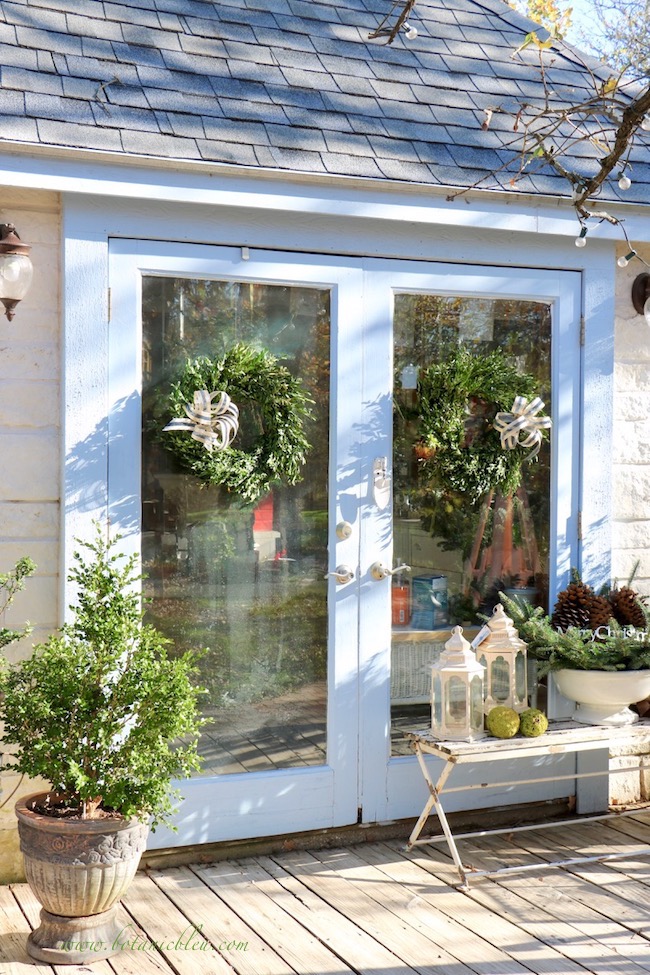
109,240,580,848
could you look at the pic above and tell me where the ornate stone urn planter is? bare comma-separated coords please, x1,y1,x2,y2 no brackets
16,794,148,963
553,669,650,726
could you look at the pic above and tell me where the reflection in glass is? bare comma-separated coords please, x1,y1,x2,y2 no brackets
470,675,484,734
446,676,468,728
391,293,551,752
141,277,330,774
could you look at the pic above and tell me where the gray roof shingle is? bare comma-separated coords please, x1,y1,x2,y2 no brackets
0,0,647,205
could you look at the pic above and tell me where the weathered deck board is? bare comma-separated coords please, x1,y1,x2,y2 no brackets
5,818,650,975
358,841,587,975
189,859,359,975
268,847,484,975
467,840,650,971
148,865,294,975
420,839,650,975
120,871,237,975
256,853,421,975
307,845,525,975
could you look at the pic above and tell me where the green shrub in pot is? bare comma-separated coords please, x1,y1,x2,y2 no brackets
0,525,204,964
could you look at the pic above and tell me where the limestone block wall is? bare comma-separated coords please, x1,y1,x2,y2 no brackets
0,188,60,883
612,242,650,593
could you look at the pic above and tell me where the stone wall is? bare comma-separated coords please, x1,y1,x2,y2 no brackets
613,242,650,593
0,188,60,882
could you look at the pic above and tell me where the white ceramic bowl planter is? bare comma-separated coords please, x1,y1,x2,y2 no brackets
553,669,650,726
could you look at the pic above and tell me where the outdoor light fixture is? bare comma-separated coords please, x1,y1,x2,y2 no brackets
632,272,650,327
0,223,33,321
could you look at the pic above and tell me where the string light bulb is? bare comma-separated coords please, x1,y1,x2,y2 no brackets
403,21,418,39
642,115,650,131
617,250,637,268
618,173,632,190
575,227,588,248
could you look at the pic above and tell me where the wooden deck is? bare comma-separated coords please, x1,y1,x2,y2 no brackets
5,811,650,974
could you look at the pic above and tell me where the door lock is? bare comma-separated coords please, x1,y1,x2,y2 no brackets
370,561,411,581
324,564,355,585
336,521,353,540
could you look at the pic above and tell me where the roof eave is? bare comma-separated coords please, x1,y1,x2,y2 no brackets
0,138,648,242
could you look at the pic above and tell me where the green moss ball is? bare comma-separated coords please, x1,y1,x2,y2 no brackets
519,708,549,737
486,706,520,739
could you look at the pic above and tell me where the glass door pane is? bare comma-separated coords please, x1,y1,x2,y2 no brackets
390,294,552,752
141,276,330,774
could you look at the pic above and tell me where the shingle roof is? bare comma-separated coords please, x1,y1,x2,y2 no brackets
1,0,649,204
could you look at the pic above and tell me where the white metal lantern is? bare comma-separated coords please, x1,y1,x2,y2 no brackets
0,224,33,321
431,625,486,741
476,603,528,712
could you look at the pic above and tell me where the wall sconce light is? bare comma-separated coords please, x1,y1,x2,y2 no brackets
632,273,650,327
0,224,33,321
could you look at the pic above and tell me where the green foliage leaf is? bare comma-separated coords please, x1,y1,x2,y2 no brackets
0,526,204,828
0,556,36,652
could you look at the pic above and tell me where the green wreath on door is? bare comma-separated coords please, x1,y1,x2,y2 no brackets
412,346,550,503
159,343,314,506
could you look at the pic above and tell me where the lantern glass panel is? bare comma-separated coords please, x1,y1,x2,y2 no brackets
490,655,510,703
515,650,526,701
432,674,442,727
470,675,484,732
446,675,468,729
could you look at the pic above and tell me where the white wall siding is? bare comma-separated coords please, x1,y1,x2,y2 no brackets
613,243,650,592
0,189,60,658
0,188,60,884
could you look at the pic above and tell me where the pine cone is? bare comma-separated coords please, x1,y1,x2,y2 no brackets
551,581,595,631
609,586,647,629
588,594,614,630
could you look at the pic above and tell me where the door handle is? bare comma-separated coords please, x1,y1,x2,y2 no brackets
324,564,355,585
370,561,411,581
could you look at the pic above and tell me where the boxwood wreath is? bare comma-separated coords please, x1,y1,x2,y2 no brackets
413,346,550,502
160,344,314,505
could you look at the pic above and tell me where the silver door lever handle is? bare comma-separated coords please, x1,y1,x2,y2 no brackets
370,561,411,581
324,564,355,585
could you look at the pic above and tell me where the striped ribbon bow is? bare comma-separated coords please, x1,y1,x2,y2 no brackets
163,390,239,453
493,395,551,461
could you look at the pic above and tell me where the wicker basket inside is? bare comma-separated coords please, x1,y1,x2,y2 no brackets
390,639,446,705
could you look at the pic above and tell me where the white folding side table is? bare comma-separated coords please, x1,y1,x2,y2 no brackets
405,722,650,888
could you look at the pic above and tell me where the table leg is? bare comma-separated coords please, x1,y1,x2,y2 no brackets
406,745,469,887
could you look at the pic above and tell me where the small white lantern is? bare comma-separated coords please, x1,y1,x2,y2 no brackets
477,603,528,713
431,626,486,741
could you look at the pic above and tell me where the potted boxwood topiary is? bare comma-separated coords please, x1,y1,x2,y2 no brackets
0,525,204,965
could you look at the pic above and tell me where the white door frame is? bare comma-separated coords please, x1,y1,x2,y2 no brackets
108,240,366,848
93,239,584,844
358,260,583,824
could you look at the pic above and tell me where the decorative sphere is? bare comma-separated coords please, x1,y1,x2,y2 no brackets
486,706,520,739
519,708,549,737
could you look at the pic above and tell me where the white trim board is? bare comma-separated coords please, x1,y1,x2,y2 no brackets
1,149,649,242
